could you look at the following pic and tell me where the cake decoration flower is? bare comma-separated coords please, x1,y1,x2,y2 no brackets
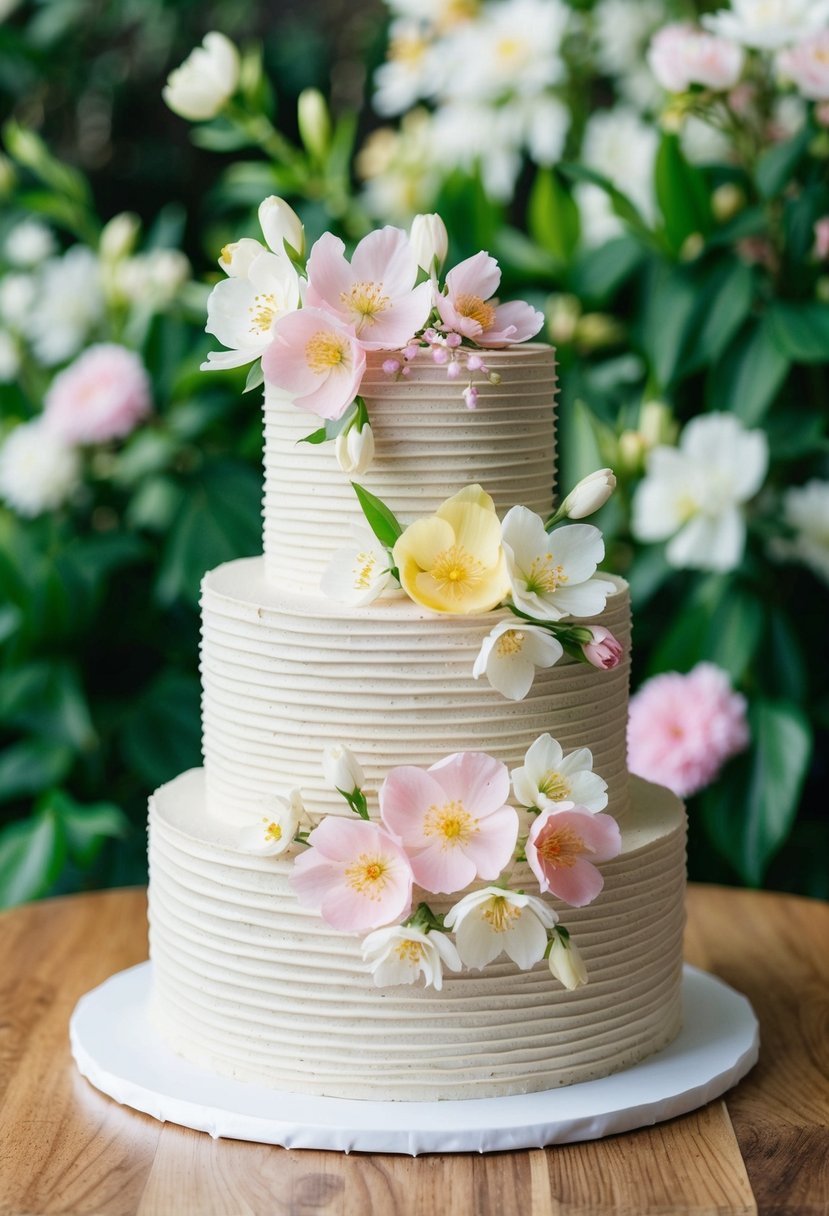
203,246,302,371
392,484,509,615
238,789,306,856
501,506,615,621
262,307,367,420
511,734,608,814
409,212,449,276
546,926,588,990
435,251,543,347
547,468,617,525
321,527,398,606
292,817,414,932
445,886,558,970
526,808,622,906
322,743,369,817
473,620,563,701
335,419,375,475
361,923,462,990
379,750,518,894
580,626,624,670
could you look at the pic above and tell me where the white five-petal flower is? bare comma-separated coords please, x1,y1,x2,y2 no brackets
361,925,462,990
472,619,563,701
321,526,397,606
501,506,615,621
237,789,305,856
511,733,608,813
445,886,557,970
202,247,301,371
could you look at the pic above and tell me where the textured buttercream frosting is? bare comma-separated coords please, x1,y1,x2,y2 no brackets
149,768,685,1101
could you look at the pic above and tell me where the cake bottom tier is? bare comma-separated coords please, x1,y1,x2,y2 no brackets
148,769,686,1102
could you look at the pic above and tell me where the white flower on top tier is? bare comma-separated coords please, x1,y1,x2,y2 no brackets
321,527,397,606
501,506,615,621
632,413,768,572
511,733,608,814
473,619,563,701
238,789,305,856
445,887,557,970
702,0,829,50
362,924,462,990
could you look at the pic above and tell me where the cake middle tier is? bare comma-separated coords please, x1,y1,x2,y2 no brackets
201,557,631,829
263,343,557,590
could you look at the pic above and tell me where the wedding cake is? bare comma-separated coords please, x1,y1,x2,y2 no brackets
147,206,686,1102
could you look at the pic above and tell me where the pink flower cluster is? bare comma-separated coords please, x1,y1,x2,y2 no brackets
44,343,152,445
627,662,750,798
648,23,744,94
779,31,829,102
261,228,542,421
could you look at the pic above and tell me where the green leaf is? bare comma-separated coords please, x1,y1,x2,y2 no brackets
755,123,811,199
0,661,95,751
244,362,265,393
528,168,580,264
567,236,644,305
41,789,128,868
655,133,712,252
689,259,755,368
640,263,698,390
298,426,328,445
351,483,402,549
120,670,201,789
0,739,74,802
560,162,654,244
767,301,829,364
647,577,762,682
626,547,673,610
0,809,67,908
708,316,790,423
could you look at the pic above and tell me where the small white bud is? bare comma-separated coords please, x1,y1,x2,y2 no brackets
561,468,616,519
547,932,588,990
297,88,331,162
409,213,449,275
258,196,305,259
162,32,240,122
322,744,365,795
335,423,375,476
99,213,140,262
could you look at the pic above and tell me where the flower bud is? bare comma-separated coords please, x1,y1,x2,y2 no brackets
100,212,140,262
617,429,647,476
258,196,305,260
582,626,623,670
409,213,449,274
547,932,588,990
546,293,581,345
561,468,616,519
322,744,365,795
163,32,240,121
297,88,331,162
575,312,624,351
335,423,375,476
639,400,678,448
711,183,745,223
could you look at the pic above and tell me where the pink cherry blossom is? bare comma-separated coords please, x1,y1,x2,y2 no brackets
379,751,518,895
43,343,151,444
582,626,623,670
261,307,366,420
291,817,413,933
779,32,829,101
304,228,433,350
627,662,749,798
648,23,744,93
526,808,621,907
436,252,543,347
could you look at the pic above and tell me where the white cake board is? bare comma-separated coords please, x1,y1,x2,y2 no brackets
70,963,758,1156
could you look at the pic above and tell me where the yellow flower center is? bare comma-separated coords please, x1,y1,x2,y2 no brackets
344,853,392,900
429,544,484,597
675,492,699,524
264,821,283,842
537,823,590,869
454,293,497,330
496,36,525,63
525,553,567,595
495,629,524,657
352,550,379,591
482,896,522,933
423,799,478,848
305,331,350,374
249,292,278,335
537,771,571,802
395,939,426,963
341,281,391,333
390,32,427,65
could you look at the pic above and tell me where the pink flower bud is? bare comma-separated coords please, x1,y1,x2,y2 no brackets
463,385,479,410
582,627,623,670
446,360,461,379
432,346,449,364
466,353,484,371
382,358,401,375
446,332,462,348
403,344,420,360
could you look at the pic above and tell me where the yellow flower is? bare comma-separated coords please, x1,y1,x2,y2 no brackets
392,485,509,614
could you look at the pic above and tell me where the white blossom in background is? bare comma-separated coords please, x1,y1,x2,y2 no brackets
373,20,443,115
99,212,140,262
593,0,667,111
445,887,558,970
577,107,659,246
473,619,563,701
511,733,608,813
773,480,829,585
358,112,442,223
0,331,20,382
680,115,733,166
0,273,37,329
362,925,462,990
632,413,769,572
163,31,240,121
24,246,104,367
770,93,807,142
445,0,569,103
703,0,829,50
0,419,80,517
4,220,56,268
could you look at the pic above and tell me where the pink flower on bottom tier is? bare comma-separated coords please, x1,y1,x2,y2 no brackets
436,251,543,347
291,817,413,932
627,662,749,798
526,809,622,906
43,343,152,444
379,751,518,895
262,307,366,420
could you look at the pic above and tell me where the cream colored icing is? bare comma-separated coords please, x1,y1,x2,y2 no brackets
201,557,632,829
148,768,685,1101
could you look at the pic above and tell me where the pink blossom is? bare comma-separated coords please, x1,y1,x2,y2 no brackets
379,751,518,895
648,23,744,93
43,343,151,445
304,228,432,351
291,817,413,933
582,626,623,670
436,252,543,347
779,32,829,101
815,217,829,260
262,307,366,420
526,808,621,907
627,662,749,798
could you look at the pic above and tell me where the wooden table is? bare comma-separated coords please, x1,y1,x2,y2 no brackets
0,886,827,1216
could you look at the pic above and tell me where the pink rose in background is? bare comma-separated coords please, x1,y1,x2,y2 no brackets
436,251,543,347
43,343,152,445
262,307,366,419
779,31,829,101
305,227,432,350
647,23,744,93
627,662,749,798
582,626,623,670
526,808,621,906
291,817,413,932
380,751,518,894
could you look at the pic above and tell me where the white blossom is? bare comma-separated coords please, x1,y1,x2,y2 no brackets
0,419,80,517
444,0,569,103
547,930,588,990
445,887,557,970
321,526,396,606
501,505,615,621
24,247,104,367
473,619,563,701
237,789,305,856
373,20,442,115
4,220,56,268
163,31,240,120
361,924,462,990
202,249,301,371
578,106,659,246
99,212,140,262
773,480,829,585
594,0,666,78
511,733,608,813
703,0,829,50
0,273,37,329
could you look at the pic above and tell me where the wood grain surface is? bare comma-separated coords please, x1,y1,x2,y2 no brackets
0,885,827,1216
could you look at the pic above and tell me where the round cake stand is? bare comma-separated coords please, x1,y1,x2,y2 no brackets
70,963,758,1156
